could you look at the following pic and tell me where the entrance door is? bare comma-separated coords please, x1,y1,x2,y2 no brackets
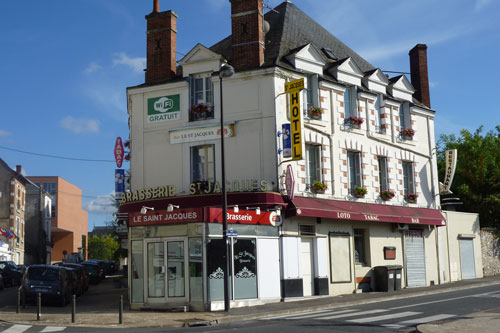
405,230,426,287
300,238,314,296
459,239,476,279
145,238,188,304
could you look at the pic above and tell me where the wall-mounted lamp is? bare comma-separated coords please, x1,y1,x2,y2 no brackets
246,206,261,215
233,205,239,213
140,206,154,214
167,204,180,212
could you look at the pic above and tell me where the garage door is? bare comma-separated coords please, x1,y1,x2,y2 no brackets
405,230,426,287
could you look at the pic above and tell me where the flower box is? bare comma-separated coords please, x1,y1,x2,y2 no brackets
190,103,213,121
400,128,415,139
308,106,323,120
312,181,328,193
353,186,367,198
406,192,418,203
380,189,395,201
345,116,364,128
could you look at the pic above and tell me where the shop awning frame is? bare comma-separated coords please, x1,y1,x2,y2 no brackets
286,196,446,226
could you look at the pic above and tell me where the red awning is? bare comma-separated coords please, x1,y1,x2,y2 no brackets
286,197,446,226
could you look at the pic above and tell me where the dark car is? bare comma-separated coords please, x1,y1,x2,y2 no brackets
0,261,23,287
103,260,118,275
54,263,89,294
22,265,72,306
0,272,4,290
82,261,104,284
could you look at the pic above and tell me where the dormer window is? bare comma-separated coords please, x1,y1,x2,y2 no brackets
189,74,213,121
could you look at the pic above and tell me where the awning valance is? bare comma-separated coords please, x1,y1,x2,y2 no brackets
286,197,446,226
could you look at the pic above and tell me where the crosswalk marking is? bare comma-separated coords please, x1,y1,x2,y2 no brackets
263,308,337,320
1,325,32,333
347,311,420,323
288,309,357,320
397,313,457,325
41,327,66,332
315,309,387,320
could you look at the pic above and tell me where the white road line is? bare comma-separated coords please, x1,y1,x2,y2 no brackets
388,294,473,311
263,308,340,320
41,327,66,332
1,325,32,333
288,309,357,320
316,309,387,320
347,311,421,323
397,313,457,325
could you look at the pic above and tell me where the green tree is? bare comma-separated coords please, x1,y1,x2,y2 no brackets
87,234,120,261
437,126,500,228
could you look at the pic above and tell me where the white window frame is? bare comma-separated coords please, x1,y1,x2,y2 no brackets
374,94,384,133
303,75,319,118
378,156,389,191
190,74,213,107
402,161,415,197
347,151,362,193
305,144,321,189
190,145,215,183
344,86,358,119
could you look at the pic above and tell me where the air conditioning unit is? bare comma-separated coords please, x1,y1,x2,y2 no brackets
396,223,409,231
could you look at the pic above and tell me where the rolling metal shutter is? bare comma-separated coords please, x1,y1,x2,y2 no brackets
459,239,476,279
405,230,426,287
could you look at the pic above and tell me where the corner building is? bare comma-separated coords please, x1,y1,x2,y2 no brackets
120,0,447,311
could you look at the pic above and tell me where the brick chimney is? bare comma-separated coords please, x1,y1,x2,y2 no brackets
230,0,264,70
145,0,178,84
409,44,431,108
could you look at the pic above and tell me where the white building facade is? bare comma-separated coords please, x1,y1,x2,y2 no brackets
120,0,463,311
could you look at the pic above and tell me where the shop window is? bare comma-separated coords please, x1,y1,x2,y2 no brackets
131,240,144,303
147,242,165,298
305,144,321,190
233,238,257,299
347,151,362,194
354,229,368,265
402,161,415,198
189,75,214,121
378,156,389,191
167,241,185,298
191,145,215,183
189,238,203,302
206,238,228,301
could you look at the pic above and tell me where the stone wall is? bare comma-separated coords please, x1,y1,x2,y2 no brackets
480,228,500,276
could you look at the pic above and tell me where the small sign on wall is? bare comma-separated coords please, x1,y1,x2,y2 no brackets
384,246,396,260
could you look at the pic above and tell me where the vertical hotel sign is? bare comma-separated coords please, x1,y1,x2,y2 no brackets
285,79,304,160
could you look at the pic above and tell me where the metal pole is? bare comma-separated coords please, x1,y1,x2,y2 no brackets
220,76,230,312
37,293,41,320
16,288,21,313
119,295,123,324
71,295,76,323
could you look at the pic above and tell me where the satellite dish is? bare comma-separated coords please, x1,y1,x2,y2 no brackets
263,20,270,34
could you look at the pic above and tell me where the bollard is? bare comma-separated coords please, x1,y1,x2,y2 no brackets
71,295,76,323
119,295,123,324
37,293,41,321
16,288,21,313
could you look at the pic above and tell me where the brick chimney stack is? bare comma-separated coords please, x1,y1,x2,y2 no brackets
409,44,431,108
145,0,178,84
230,0,264,70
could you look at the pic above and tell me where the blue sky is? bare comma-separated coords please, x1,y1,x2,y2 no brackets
1,0,498,230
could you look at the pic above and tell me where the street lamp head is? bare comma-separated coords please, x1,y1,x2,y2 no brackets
219,63,234,78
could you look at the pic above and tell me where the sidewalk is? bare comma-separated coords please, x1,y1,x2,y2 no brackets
0,275,499,329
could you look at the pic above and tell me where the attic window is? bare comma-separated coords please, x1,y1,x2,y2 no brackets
322,48,337,60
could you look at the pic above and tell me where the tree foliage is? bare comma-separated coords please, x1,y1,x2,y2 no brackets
437,126,500,228
87,234,120,261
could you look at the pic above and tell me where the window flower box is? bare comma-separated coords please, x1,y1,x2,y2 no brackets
307,106,324,120
380,189,395,201
312,181,328,193
190,103,213,121
345,115,364,128
400,128,415,139
353,186,367,198
406,192,418,203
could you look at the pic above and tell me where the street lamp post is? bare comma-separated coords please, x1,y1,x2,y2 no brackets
219,63,234,312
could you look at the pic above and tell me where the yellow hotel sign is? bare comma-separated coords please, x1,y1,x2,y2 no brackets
286,79,304,160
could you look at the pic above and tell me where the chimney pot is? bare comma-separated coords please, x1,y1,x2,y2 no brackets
153,0,160,13
409,44,431,108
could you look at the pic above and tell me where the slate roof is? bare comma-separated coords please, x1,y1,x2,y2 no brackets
210,1,374,73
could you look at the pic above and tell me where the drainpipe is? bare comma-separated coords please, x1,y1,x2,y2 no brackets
427,116,438,209
434,225,441,285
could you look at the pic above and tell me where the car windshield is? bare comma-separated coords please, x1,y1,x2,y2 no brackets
28,267,59,281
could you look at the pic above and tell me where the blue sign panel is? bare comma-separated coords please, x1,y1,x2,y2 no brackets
115,169,125,200
282,123,292,158
226,229,238,237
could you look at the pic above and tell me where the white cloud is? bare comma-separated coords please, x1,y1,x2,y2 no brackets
0,129,11,136
475,0,493,10
112,52,146,73
84,62,102,74
85,193,116,214
59,116,100,134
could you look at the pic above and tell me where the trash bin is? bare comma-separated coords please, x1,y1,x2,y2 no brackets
373,266,395,292
393,265,403,290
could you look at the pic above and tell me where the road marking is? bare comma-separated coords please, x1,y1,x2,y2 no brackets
388,294,473,311
287,309,357,320
263,308,343,320
41,327,66,332
1,325,31,333
316,309,387,320
397,313,457,325
347,311,420,323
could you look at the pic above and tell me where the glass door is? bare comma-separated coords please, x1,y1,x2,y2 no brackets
166,240,186,300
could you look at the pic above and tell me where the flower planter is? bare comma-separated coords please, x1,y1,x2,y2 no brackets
353,187,367,198
380,190,395,201
406,193,418,203
309,114,322,120
312,182,328,193
345,116,364,128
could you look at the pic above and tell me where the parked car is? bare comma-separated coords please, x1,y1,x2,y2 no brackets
104,261,118,275
22,265,72,306
64,267,82,297
82,261,104,284
54,263,89,293
0,272,4,290
63,253,84,264
87,260,107,279
0,261,23,287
